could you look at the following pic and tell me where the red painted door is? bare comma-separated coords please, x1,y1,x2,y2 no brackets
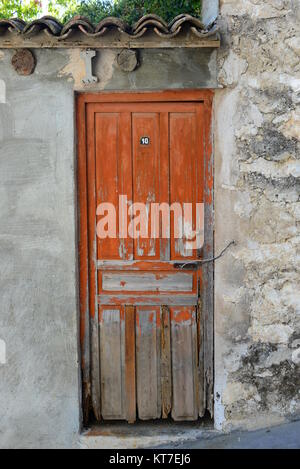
78,92,213,423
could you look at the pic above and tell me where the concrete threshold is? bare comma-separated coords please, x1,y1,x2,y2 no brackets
79,419,216,449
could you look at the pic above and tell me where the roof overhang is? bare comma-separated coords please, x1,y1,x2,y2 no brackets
0,14,220,49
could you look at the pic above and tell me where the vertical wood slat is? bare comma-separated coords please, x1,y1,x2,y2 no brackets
87,105,101,421
136,307,161,420
197,297,205,417
159,112,170,262
203,94,214,417
132,113,160,259
161,306,172,419
99,307,125,420
169,112,197,259
77,96,91,424
170,307,198,421
125,305,136,423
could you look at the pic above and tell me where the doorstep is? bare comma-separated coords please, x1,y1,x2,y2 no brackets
79,419,216,449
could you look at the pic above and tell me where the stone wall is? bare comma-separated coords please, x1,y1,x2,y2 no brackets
214,0,300,430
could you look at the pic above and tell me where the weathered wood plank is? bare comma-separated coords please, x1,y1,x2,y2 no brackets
197,297,205,417
97,260,196,270
99,307,125,420
91,316,101,421
86,105,101,422
159,112,171,262
203,94,214,417
98,294,197,306
101,272,194,292
170,307,198,421
77,95,91,425
0,35,220,50
161,306,172,419
125,305,136,423
136,307,161,420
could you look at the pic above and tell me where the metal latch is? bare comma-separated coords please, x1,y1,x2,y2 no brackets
173,241,236,270
173,263,198,270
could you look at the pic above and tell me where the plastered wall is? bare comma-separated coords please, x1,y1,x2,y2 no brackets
0,50,79,448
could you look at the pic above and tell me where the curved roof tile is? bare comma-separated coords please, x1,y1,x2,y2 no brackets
0,13,218,40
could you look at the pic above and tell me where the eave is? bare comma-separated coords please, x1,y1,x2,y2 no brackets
0,14,220,49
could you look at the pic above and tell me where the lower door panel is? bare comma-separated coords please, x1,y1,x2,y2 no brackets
96,304,203,422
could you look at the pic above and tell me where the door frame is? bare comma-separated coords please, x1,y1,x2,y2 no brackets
76,90,214,424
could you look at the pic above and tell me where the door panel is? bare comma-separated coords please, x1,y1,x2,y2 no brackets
132,113,160,260
95,113,121,260
170,112,197,259
136,307,161,420
99,306,125,420
95,112,133,261
170,307,199,421
101,271,195,293
78,93,213,423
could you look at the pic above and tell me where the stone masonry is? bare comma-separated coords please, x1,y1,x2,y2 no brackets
214,0,300,430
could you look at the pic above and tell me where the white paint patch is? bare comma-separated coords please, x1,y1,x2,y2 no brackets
214,334,229,431
216,89,240,186
240,157,300,179
214,392,226,431
279,74,300,93
249,323,294,344
221,50,248,86
0,79,6,104
0,339,6,365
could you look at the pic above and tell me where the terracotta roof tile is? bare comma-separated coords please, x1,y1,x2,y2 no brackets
0,13,218,41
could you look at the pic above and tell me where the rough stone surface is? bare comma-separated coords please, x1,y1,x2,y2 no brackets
215,0,300,431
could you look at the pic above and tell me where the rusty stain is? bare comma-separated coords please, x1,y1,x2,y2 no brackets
155,273,164,280
148,312,154,323
172,308,193,323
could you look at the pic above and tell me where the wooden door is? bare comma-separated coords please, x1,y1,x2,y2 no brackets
77,91,214,424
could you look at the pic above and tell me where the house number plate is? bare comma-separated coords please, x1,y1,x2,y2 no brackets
140,137,150,146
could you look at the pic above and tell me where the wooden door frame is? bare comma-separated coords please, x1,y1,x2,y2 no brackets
76,90,214,424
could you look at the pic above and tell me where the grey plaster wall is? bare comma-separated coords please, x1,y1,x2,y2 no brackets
56,48,218,91
0,49,80,448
